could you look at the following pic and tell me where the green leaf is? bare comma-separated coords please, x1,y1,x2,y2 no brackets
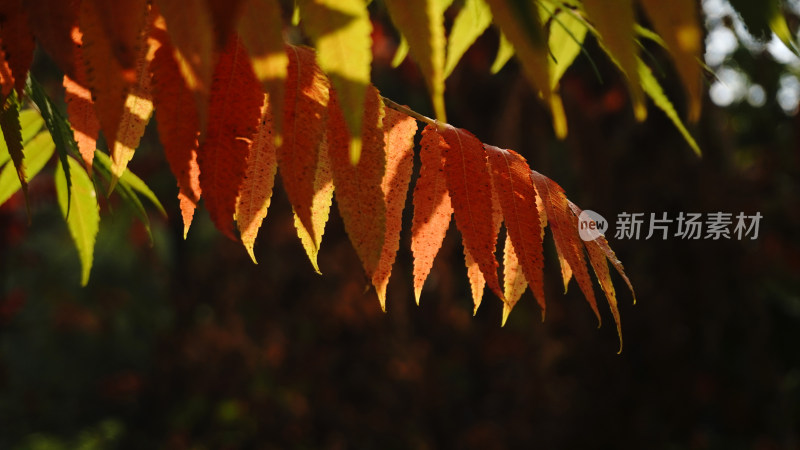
92,150,154,240
0,93,28,208
638,59,701,156
55,155,100,286
0,108,46,168
548,10,588,89
0,130,55,205
391,34,410,68
490,31,515,74
445,0,492,78
93,150,166,216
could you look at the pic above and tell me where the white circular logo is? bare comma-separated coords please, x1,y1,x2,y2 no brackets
578,209,608,241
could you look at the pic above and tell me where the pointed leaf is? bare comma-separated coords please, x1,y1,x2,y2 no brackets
298,0,372,163
501,233,527,324
464,169,502,313
638,0,703,122
391,34,410,68
24,0,79,79
293,135,334,274
490,31,515,74
151,33,202,237
385,0,447,122
198,34,264,239
327,84,386,286
279,45,331,255
55,155,100,286
0,109,42,169
238,0,289,143
0,0,34,95
92,150,153,239
236,99,278,263
445,0,492,78
0,130,55,206
485,145,545,311
93,150,166,216
439,125,503,301
638,58,701,156
372,107,417,309
411,124,452,304
548,10,588,89
582,0,646,121
64,28,100,173
0,94,26,204
530,170,599,323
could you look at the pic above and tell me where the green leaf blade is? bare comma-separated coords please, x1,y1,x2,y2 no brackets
56,156,100,286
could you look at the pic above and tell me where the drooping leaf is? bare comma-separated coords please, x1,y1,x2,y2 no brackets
93,150,166,216
237,0,288,143
501,233,527,325
439,125,503,301
410,124,452,304
372,107,417,309
548,10,588,89
79,0,149,159
0,0,35,95
445,0,493,78
92,150,154,239
292,135,334,274
150,31,202,237
198,34,264,239
0,129,55,206
530,170,599,323
23,0,79,79
638,58,701,156
108,10,158,191
297,0,372,164
490,31,515,74
485,145,545,312
639,0,704,122
63,27,100,173
327,84,387,286
0,93,26,206
279,45,331,259
55,155,100,286
391,34,410,68
728,0,797,56
464,168,502,313
385,0,447,123
236,99,278,263
0,109,42,175
154,0,215,131
582,0,646,121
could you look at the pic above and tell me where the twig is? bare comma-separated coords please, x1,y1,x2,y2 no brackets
381,96,437,126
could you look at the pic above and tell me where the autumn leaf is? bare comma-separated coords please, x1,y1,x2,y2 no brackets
501,234,527,325
63,27,100,173
55,155,100,286
297,0,372,163
292,135,334,274
490,31,515,74
463,172,502,313
327,84,387,288
530,170,600,323
411,124,453,304
236,99,278,263
372,107,417,309
384,0,447,123
0,0,35,96
23,0,79,80
198,34,264,239
485,145,545,313
279,45,331,264
150,31,202,238
439,125,503,301
206,0,247,48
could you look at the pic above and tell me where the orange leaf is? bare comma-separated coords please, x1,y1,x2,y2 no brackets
464,167,502,313
439,125,504,301
24,0,79,80
198,34,264,239
485,145,545,312
530,170,600,323
372,107,417,309
63,27,100,173
0,0,34,95
292,134,334,274
411,124,452,304
0,47,13,100
79,0,149,150
501,233,527,324
236,98,277,263
154,0,215,132
151,31,202,238
327,84,386,284
206,0,247,48
279,45,331,255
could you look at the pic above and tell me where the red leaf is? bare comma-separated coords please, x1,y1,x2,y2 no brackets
0,0,34,95
439,125,504,301
410,124,452,304
327,84,386,283
236,100,277,262
279,45,331,252
530,170,600,323
372,107,417,309
198,34,264,239
24,0,79,80
464,169,502,313
151,31,202,238
485,145,545,312
63,27,100,173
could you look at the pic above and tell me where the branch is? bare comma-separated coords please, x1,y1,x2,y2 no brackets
382,96,437,126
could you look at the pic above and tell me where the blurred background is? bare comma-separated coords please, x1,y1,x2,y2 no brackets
1,0,799,448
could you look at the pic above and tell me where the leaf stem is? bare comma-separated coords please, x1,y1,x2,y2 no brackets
381,96,436,126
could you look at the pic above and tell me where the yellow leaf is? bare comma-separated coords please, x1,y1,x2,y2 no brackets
293,135,334,274
445,0,492,78
490,30,515,74
298,0,372,163
391,34,409,68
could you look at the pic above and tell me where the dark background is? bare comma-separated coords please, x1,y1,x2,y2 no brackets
1,4,799,449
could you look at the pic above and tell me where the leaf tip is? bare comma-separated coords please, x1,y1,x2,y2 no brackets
348,137,362,165
501,302,512,327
